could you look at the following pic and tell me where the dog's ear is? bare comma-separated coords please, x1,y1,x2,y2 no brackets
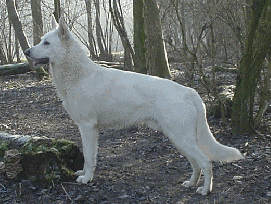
51,15,58,30
58,17,70,40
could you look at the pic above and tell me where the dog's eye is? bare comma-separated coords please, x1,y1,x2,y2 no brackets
44,41,50,45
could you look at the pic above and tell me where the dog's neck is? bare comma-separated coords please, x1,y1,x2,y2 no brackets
49,42,93,101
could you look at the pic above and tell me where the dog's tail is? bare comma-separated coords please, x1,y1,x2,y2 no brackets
192,91,244,162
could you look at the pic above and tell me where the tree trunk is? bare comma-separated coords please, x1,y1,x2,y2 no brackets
30,0,43,45
6,0,32,66
6,0,30,52
231,0,271,134
133,0,147,74
84,0,98,59
144,0,170,78
53,0,61,23
6,0,47,79
109,0,134,70
15,36,20,63
0,42,7,65
95,0,110,61
254,50,271,127
8,20,12,63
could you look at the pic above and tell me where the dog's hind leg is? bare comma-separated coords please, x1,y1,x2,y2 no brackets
196,162,213,195
76,122,99,184
182,156,201,187
180,145,212,195
166,130,213,195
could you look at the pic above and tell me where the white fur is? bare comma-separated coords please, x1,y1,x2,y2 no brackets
24,16,243,195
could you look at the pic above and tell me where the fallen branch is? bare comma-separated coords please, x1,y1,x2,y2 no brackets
0,63,31,76
0,61,124,77
61,183,74,202
0,182,6,189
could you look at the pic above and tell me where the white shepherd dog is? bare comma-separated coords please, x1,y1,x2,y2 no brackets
24,16,243,195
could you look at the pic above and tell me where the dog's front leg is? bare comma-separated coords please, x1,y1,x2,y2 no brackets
76,122,99,184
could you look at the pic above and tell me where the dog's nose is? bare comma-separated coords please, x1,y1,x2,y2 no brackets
24,49,30,56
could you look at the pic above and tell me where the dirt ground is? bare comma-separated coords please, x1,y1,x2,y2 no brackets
0,68,271,204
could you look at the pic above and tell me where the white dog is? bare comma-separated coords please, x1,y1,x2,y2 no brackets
24,16,243,195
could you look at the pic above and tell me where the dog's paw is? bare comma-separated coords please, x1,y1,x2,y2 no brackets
76,175,92,184
196,187,209,196
182,181,193,188
75,170,84,176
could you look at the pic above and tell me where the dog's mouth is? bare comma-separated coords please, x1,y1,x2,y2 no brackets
28,57,50,67
33,58,50,66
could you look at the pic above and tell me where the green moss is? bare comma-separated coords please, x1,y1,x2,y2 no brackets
21,137,76,156
19,137,83,184
44,170,61,181
0,141,10,158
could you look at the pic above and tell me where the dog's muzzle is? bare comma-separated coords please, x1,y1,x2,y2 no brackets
24,48,49,67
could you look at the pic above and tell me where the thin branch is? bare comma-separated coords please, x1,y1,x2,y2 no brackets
60,183,74,202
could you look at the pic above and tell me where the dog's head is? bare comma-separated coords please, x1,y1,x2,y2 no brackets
24,16,71,67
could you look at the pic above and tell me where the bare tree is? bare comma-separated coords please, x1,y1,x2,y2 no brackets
6,0,30,53
15,36,20,63
254,51,271,127
95,0,111,61
144,0,170,78
6,0,46,79
109,0,134,70
0,3,8,64
231,0,271,134
7,21,12,63
133,0,147,74
84,0,98,59
0,42,7,64
30,0,43,45
0,1,13,64
54,0,61,22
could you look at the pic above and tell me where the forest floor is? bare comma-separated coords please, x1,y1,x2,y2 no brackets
0,64,271,204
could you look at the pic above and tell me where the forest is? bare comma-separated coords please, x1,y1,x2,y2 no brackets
0,0,271,203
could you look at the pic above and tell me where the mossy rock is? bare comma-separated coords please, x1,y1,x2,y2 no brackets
19,137,83,184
